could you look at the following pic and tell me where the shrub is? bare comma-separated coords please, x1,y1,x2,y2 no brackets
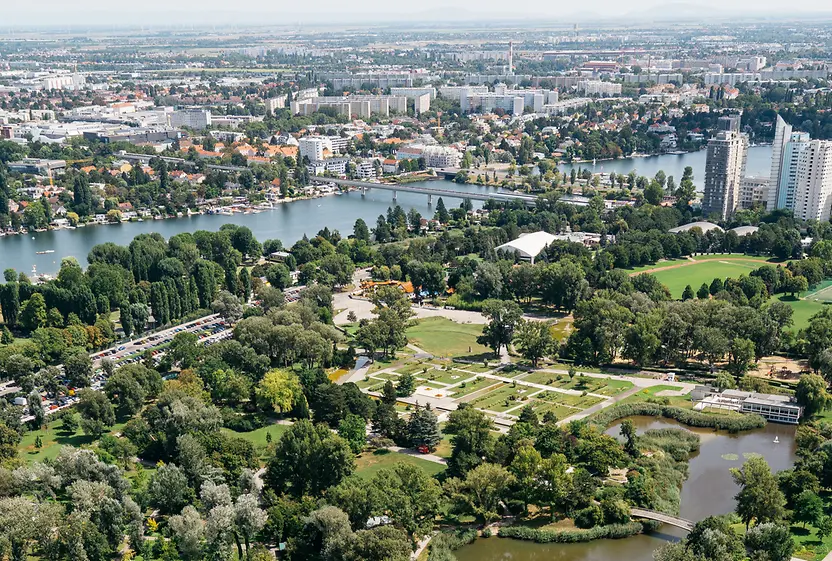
592,403,765,433
498,522,643,543
428,529,478,561
481,528,492,538
574,505,604,529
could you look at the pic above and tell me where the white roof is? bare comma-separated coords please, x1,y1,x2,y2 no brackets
730,225,759,236
668,221,724,234
496,231,557,259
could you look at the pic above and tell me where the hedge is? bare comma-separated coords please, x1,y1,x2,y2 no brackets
591,402,766,433
427,529,478,561
499,522,644,543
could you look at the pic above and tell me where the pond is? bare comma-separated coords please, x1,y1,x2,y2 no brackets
454,416,797,561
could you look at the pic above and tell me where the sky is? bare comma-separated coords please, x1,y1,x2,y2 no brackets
5,0,832,27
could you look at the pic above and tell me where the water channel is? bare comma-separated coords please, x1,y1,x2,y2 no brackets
0,147,774,276
454,416,797,561
557,145,773,191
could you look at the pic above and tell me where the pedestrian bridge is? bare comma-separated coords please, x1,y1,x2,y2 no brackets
630,508,694,531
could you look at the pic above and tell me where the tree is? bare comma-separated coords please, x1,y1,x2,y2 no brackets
396,372,416,397
445,405,495,476
26,389,45,428
233,493,268,558
61,412,81,434
265,263,293,290
731,456,787,529
149,463,193,515
353,218,370,243
795,373,831,418
681,285,694,301
620,419,639,457
169,505,205,560
0,424,21,461
726,338,755,383
445,463,515,522
406,405,441,451
793,490,824,528
435,197,450,223
644,180,664,205
212,290,243,322
696,283,710,299
257,369,304,414
64,348,93,388
104,370,147,418
77,389,115,437
513,320,554,367
265,419,355,497
817,516,832,541
18,293,47,332
745,523,795,561
0,496,62,561
338,414,367,454
477,299,523,357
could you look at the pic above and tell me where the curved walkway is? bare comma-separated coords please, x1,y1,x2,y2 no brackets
630,508,694,531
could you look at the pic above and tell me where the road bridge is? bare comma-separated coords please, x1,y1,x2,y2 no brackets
310,176,539,207
630,508,694,531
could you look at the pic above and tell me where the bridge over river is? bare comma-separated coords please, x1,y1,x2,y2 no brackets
630,508,694,531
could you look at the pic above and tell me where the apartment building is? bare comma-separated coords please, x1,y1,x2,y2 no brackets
702,116,748,218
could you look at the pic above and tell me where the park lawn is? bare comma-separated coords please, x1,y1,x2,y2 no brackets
222,423,290,449
470,383,536,412
419,369,473,386
769,294,828,331
406,317,490,358
650,260,763,298
355,450,445,480
627,258,690,274
19,419,130,463
447,377,500,399
395,362,435,376
452,362,495,374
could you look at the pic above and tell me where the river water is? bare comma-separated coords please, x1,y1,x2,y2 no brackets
0,179,505,276
0,147,774,276
454,416,796,561
558,145,773,191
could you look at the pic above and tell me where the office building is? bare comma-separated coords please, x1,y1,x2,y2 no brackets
702,116,748,218
766,115,793,210
355,161,376,179
169,109,212,130
691,386,801,424
7,158,66,175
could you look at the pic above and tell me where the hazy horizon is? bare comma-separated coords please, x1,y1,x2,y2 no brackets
6,0,832,28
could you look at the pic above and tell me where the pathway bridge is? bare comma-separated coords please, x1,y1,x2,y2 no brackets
630,508,694,531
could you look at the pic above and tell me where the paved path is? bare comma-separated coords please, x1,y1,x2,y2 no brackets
342,356,372,385
389,446,447,466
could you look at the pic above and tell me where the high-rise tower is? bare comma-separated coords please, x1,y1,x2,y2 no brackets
766,114,793,210
702,116,748,219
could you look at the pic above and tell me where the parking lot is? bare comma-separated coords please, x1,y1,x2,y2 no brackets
19,313,233,423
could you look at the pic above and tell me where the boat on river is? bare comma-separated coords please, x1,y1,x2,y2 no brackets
36,250,55,255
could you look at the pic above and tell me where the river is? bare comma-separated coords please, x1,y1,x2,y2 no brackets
0,179,506,276
454,416,797,561
558,145,773,191
0,148,774,276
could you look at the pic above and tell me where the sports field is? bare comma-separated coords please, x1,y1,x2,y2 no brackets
647,259,765,298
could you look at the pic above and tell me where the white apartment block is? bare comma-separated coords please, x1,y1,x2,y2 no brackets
421,146,462,168
792,140,832,222
390,87,436,114
325,136,349,154
307,157,349,176
169,109,212,130
460,93,524,115
265,95,287,113
355,161,376,179
299,137,331,162
542,98,591,116
291,95,407,118
577,81,622,96
438,85,489,101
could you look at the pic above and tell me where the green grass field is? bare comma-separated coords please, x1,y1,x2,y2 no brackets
406,317,490,358
650,260,764,298
19,419,129,463
355,449,445,479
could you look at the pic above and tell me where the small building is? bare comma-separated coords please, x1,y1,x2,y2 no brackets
668,221,724,234
269,251,292,262
690,386,801,424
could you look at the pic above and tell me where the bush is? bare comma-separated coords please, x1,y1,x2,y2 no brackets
428,529,478,561
481,528,492,538
591,403,765,433
220,409,268,432
574,505,604,529
498,522,644,543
